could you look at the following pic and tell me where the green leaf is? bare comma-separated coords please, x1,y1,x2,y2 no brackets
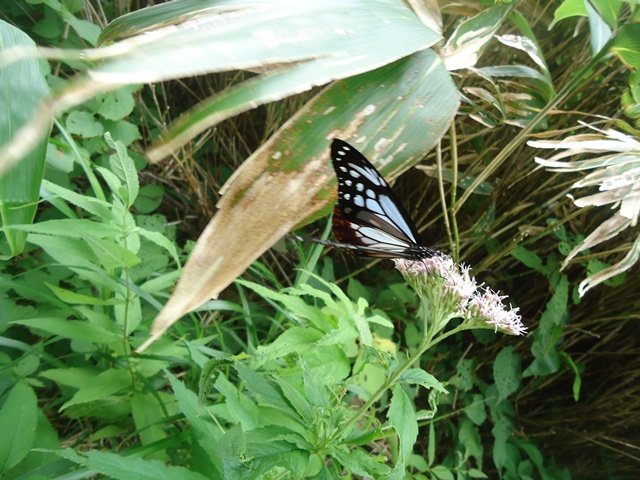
138,227,180,265
1,218,120,239
134,185,164,214
61,368,131,410
257,326,324,360
13,317,119,343
55,448,210,480
511,245,543,271
431,465,455,480
131,392,168,447
105,133,140,208
0,20,51,256
550,0,587,29
65,111,104,138
610,23,640,71
83,235,141,269
101,118,142,146
397,368,448,394
234,362,292,413
585,0,611,55
40,367,101,389
0,382,38,474
493,347,522,400
93,85,138,120
213,373,260,430
387,384,418,470
40,179,114,221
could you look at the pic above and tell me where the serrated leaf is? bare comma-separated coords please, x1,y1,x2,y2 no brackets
61,369,131,410
106,133,139,208
40,367,101,389
40,180,114,221
83,235,141,269
45,283,122,305
1,218,120,239
13,317,119,343
55,448,210,480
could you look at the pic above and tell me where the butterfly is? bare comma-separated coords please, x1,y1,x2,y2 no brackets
294,138,437,260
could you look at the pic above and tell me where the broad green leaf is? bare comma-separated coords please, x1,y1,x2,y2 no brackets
134,185,165,214
13,317,119,344
493,347,522,400
0,382,38,474
550,0,587,29
55,448,210,480
92,0,439,84
61,368,131,410
431,465,455,480
0,21,51,256
39,0,101,45
302,360,328,408
387,384,418,470
610,23,640,71
305,344,351,384
590,0,622,27
93,85,138,120
65,111,104,138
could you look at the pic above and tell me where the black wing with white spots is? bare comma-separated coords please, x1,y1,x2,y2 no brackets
329,139,435,260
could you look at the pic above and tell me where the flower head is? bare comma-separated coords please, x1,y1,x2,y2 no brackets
394,255,525,336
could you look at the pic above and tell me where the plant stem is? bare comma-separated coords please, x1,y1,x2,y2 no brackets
330,321,467,445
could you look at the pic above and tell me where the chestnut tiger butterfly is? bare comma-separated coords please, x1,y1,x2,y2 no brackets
294,139,437,260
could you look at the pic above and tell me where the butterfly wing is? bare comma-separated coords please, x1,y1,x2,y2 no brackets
331,139,431,259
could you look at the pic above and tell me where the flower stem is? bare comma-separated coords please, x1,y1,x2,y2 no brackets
330,322,468,446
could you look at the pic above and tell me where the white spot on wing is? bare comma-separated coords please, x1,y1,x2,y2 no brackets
378,195,417,242
365,198,383,214
354,195,365,207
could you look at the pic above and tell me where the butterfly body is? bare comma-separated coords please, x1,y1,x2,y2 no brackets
329,139,436,260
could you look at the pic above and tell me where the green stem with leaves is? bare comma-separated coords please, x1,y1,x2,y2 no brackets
327,303,470,447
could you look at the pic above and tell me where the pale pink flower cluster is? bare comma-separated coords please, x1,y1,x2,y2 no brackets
394,255,526,336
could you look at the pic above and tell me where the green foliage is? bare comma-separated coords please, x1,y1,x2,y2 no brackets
4,0,640,478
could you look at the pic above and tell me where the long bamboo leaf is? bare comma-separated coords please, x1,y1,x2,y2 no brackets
0,21,51,257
